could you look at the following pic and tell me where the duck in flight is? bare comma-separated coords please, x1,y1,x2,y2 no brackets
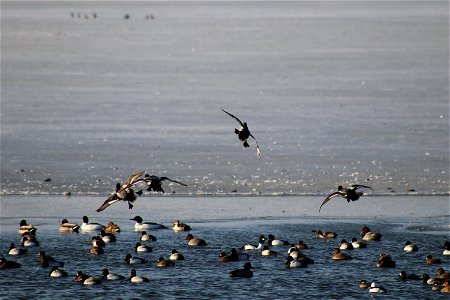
222,109,261,159
96,171,145,212
142,174,187,194
319,184,373,212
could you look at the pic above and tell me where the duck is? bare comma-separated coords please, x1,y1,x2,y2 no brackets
105,222,121,233
18,219,36,235
229,262,254,278
129,268,149,283
172,220,191,232
361,226,382,241
130,216,167,231
186,233,207,246
376,253,396,268
422,273,445,285
140,231,157,242
267,234,289,246
91,236,106,248
0,257,21,269
441,280,450,294
295,240,309,250
74,271,102,285
143,174,188,194
312,230,337,239
319,184,373,212
58,219,80,233
437,268,450,279
21,234,39,247
81,216,105,232
135,242,153,253
124,253,147,264
102,268,125,280
425,255,441,265
230,248,249,261
96,171,145,211
49,266,68,277
288,246,300,259
222,109,261,159
156,257,175,268
443,241,450,256
8,243,27,256
99,230,116,243
297,253,315,266
399,271,420,280
90,246,104,255
351,237,367,249
369,282,386,293
339,239,354,250
261,245,278,256
169,249,185,261
39,251,65,268
331,248,352,260
359,279,370,289
433,282,443,291
285,256,307,268
218,251,231,262
242,235,266,250
403,240,418,253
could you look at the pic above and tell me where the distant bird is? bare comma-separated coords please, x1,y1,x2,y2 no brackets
90,246,104,255
295,240,309,250
369,282,386,293
142,174,187,194
351,237,367,249
81,216,105,232
312,230,337,239
361,226,382,241
102,268,125,280
105,222,121,233
8,243,27,256
399,271,420,280
403,241,418,253
18,220,36,235
129,268,149,283
140,231,157,242
436,268,450,279
242,235,266,250
339,239,354,250
169,249,185,261
261,245,278,256
135,242,152,253
332,248,352,261
285,256,308,268
222,109,261,159
172,220,191,232
99,230,116,243
130,216,167,231
267,234,289,246
319,185,373,212
359,279,370,289
156,257,175,268
425,255,441,265
0,257,21,269
186,233,207,246
443,241,450,256
58,219,80,233
74,271,101,285
229,262,254,278
376,253,396,268
49,266,68,278
96,171,145,212
124,254,147,265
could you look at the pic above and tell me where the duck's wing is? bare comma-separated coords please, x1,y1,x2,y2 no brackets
161,177,188,186
352,184,374,191
319,192,343,212
124,171,146,186
222,109,244,127
96,195,121,212
249,133,261,159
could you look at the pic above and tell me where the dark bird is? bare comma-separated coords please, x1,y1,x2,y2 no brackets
229,262,254,278
319,184,373,212
96,171,145,212
143,174,187,194
222,109,261,159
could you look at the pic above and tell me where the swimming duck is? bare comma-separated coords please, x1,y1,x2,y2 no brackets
425,255,441,265
81,216,105,232
18,219,36,235
369,282,386,293
74,271,102,285
359,279,370,289
376,253,396,268
105,222,121,233
288,246,300,259
99,230,116,243
91,236,106,248
124,253,147,264
135,242,153,253
332,248,352,260
90,246,104,255
261,245,278,256
218,251,231,262
443,241,450,256
339,239,354,250
21,234,40,247
361,226,382,241
295,240,309,250
58,219,80,233
403,241,418,253
169,249,185,261
96,171,145,212
351,237,367,249
399,271,420,280
172,220,192,232
129,268,149,283
39,251,65,268
229,262,254,278
156,257,175,268
422,273,445,285
140,231,157,242
102,268,125,280
0,257,21,269
142,174,188,194
186,233,207,246
437,268,450,279
49,266,68,277
222,109,261,159
267,234,289,246
285,256,307,268
319,185,373,212
297,253,315,266
242,235,266,250
441,280,450,294
8,243,27,256
312,230,337,239
130,216,167,231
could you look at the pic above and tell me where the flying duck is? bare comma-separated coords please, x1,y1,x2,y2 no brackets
142,174,187,194
229,262,254,278
319,185,373,212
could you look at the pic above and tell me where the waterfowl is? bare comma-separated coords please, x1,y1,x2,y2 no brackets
96,171,145,212
105,222,121,233
432,282,443,291
130,216,167,231
90,246,104,255
319,185,373,212
59,219,80,233
359,279,369,289
425,255,441,265
140,231,157,242
229,262,254,278
99,230,116,243
222,109,261,159
267,234,289,246
74,271,101,285
8,243,27,256
376,253,396,268
403,241,418,253
18,219,36,235
39,251,65,268
242,235,266,250
441,280,450,294
129,268,149,283
312,230,337,239
156,257,175,267
298,253,315,266
351,237,367,249
361,226,382,241
369,282,386,293
422,273,445,285
91,236,106,248
21,235,39,247
332,248,352,260
399,271,420,280
81,216,105,232
339,239,354,250
0,257,21,269
124,253,147,264
102,268,125,280
169,249,185,261
295,240,309,250
288,246,300,259
437,268,450,279
172,220,191,232
261,246,278,256
142,174,187,194
135,242,153,253
49,266,68,277
285,256,307,268
443,241,450,256
186,233,207,246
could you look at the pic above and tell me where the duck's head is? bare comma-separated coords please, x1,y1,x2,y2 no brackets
61,219,69,224
130,269,137,277
19,220,28,226
130,216,143,223
243,262,254,270
102,268,109,276
82,216,89,223
171,249,179,254
361,226,370,234
185,234,194,241
337,186,344,191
